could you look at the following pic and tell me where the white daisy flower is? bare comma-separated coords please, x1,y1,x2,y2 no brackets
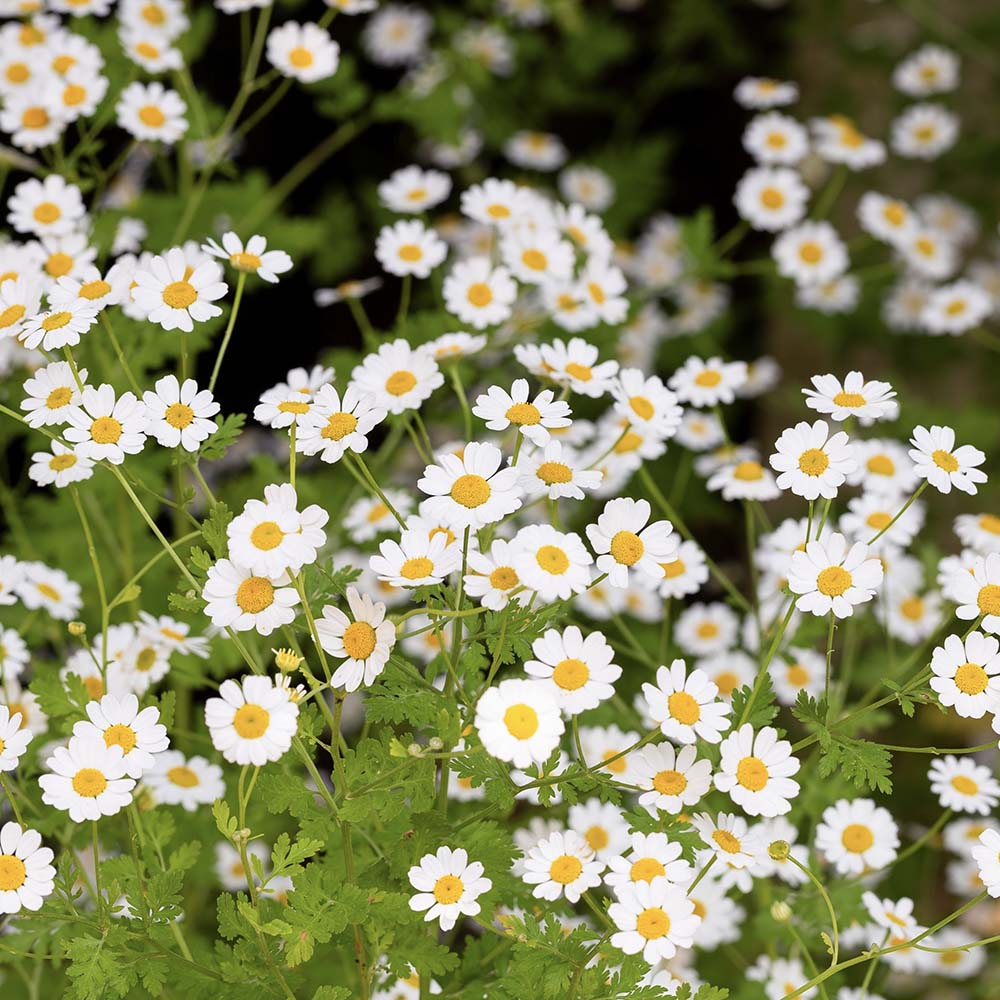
131,246,227,332
893,44,960,96
655,541,709,600
0,90,67,152
803,371,897,425
375,219,447,279
7,174,84,238
417,441,522,531
691,812,763,869
0,628,29,681
474,677,564,768
586,497,678,589
214,840,269,892
351,338,443,414
424,332,486,362
930,632,1000,719
909,424,987,495
227,484,328,577
0,276,42,341
377,164,451,213
362,4,431,66
929,756,1000,815
472,379,571,446
714,724,801,817
815,797,899,875
266,21,339,82
734,166,808,231
611,369,682,439
407,846,491,931
743,111,809,165
14,562,81,621
204,674,299,766
460,177,535,226
20,362,83,431
202,232,292,283
72,694,168,780
891,103,959,159
504,130,567,171
558,165,615,212
810,115,886,169
857,191,917,245
972,829,1000,897
294,383,385,464
28,441,94,488
500,225,574,285
202,560,300,636
788,532,883,618
524,625,621,716
773,221,848,285
840,493,924,550
144,751,225,811
0,704,32,772
463,539,527,611
39,734,136,822
511,524,593,601
633,742,712,816
443,257,516,329
955,513,1000,554
668,355,748,407
521,829,604,903
770,419,856,501
953,553,1000,634
142,374,220,451
315,587,396,692
370,528,462,588
604,832,692,895
115,81,187,143
770,647,826,706
734,77,798,109
922,280,993,335
540,337,620,399
674,602,740,657
516,440,601,501
63,383,148,464
899,227,958,280
137,612,208,659
0,822,55,914
18,298,99,352
707,459,781,502
848,438,919,496
641,659,732,745
609,877,700,964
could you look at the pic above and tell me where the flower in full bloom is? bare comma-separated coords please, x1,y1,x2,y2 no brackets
475,678,564,768
788,533,884,618
72,694,169,779
204,675,299,766
641,660,732,745
909,425,987,496
202,232,293,283
815,797,899,875
407,846,491,931
0,822,55,914
142,375,220,451
39,735,136,822
586,497,678,589
315,587,396,692
521,829,604,903
714,724,801,817
609,877,700,964
131,246,226,332
770,420,856,501
523,625,621,716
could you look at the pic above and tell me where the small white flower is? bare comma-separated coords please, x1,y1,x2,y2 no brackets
143,374,220,451
788,532,883,618
734,166,808,231
202,560,300,635
691,812,763,869
953,554,1000,635
608,877,700,964
204,675,299,766
408,846,492,931
28,441,94,488
202,232,292,283
266,21,340,83
472,378,571,447
351,338,443,414
145,751,225,812
521,829,604,903
773,221,848,285
770,420,857,501
315,587,396,692
39,734,136,822
443,257,516,329
909,424,987,495
72,694,169,779
802,371,897,424
668,355,748,407
377,164,451,213
0,822,55,914
375,219,447,278
7,174,85,238
116,81,187,143
0,704,32,772
18,299,99,352
523,625,621,716
640,659,732,745
132,246,227,332
972,829,1000,897
586,497,678,588
929,756,1000,815
63,383,148,464
714,724,801,817
815,797,899,876
633,743,712,815
475,678,564,768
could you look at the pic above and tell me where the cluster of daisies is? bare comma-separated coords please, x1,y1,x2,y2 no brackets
730,49,1000,339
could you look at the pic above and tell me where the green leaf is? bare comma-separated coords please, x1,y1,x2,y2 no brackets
201,501,233,559
730,671,779,730
818,735,893,794
198,413,246,462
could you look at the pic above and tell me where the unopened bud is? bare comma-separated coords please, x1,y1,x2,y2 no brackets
407,742,423,757
768,839,790,862
68,621,87,636
272,647,302,673
428,737,443,751
771,900,792,922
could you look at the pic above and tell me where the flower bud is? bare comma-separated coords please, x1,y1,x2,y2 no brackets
272,647,302,673
771,900,792,922
768,839,790,861
68,621,87,636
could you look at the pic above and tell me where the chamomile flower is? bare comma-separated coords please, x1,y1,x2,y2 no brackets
899,227,958,280
811,115,886,169
770,647,827,705
205,675,299,766
540,337,620,398
516,440,601,501
375,220,447,278
559,165,615,212
39,735,135,822
351,338,443,414
20,360,84,428
633,743,712,816
0,628,29,681
115,81,187,143
0,822,55,914
28,441,92,488
773,221,848,285
18,299,99,352
266,22,340,83
715,724,801,817
7,174,84,238
131,246,226,332
929,757,1000,815
707,459,780,502
202,232,292,283
72,694,168,780
417,441,521,530
500,225,574,285
443,257,516,329
734,77,799,109
849,438,919,496
641,660,732,745
145,751,224,811
909,424,987,495
608,878,699,965
315,587,396,692
568,799,629,860
691,812,763,869
63,383,147,464
788,533,883,618
674,603,739,657
294,384,385,464
604,832,692,895
891,103,959,159
770,420,856,501
668,355,748,407
734,166,808,231
894,44,960,96
929,632,1000,719
815,797,899,875
0,704,31,772
511,524,593,601
14,562,80,620
922,280,993,336
953,553,1000,635
376,514,461,576
0,90,67,151
472,379,571,446
504,130,567,171
463,539,527,611
142,375,219,451
407,847,491,931
521,829,604,903
956,513,1000,554
523,625,621,716
363,4,431,66
803,372,897,425
475,677,564,769
655,541,708,600
586,497,678,589
841,493,924,550
857,192,917,245
202,560,299,636
611,369,682,436
0,276,42,341
378,165,451,213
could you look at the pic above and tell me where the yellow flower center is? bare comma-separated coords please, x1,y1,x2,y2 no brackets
653,769,687,796
787,663,809,686
233,703,270,739
832,391,866,407
505,402,540,425
79,279,111,300
602,749,627,774
486,203,510,219
72,767,108,797
696,622,719,639
22,107,48,129
32,201,61,224
0,304,25,329
385,370,417,396
760,187,785,210
817,565,852,597
46,252,73,277
41,311,72,332
712,830,742,854
91,416,123,445
932,449,959,473
289,47,314,68
488,566,518,589
978,585,1000,617
714,671,739,696
167,765,200,788
135,42,161,59
5,63,29,84
104,723,137,753
431,874,463,904
551,658,589,691
585,826,608,851
135,647,157,672
609,530,644,566
230,252,261,272
536,461,572,485
142,3,166,24
694,370,722,388
53,55,76,74
630,857,666,883
733,460,764,481
82,677,104,700
398,244,423,262
866,512,892,531
235,576,275,613
841,824,874,853
342,620,377,660
660,559,685,579
400,557,433,580
736,756,769,791
165,402,195,429
899,596,924,621
503,703,539,739
866,454,895,476
883,202,906,226
49,453,77,472
588,282,606,305
798,448,830,476
636,907,671,940
0,854,27,891
549,854,582,884
798,241,823,264
667,691,700,725
250,521,284,551
979,515,1000,535
450,474,491,508
564,362,593,382
629,395,655,421
162,280,196,309
521,249,547,271
951,775,979,796
139,104,166,127
466,283,493,307
45,386,72,409
321,412,358,441
535,545,569,575
277,400,310,414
